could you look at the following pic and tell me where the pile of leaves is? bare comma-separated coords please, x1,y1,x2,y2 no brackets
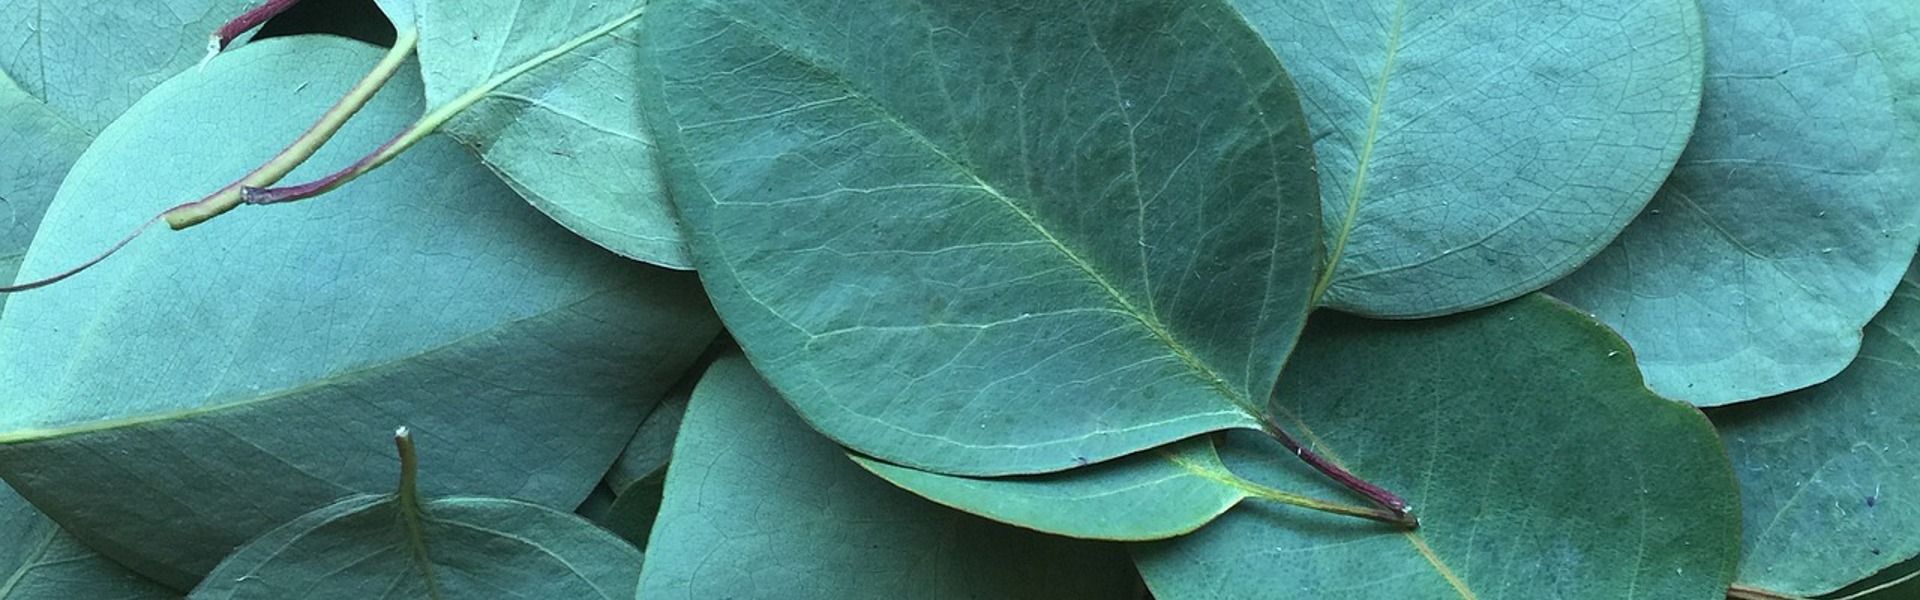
0,0,1915,598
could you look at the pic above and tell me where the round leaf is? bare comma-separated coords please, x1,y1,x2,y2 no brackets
641,0,1322,476
1134,296,1741,599
191,494,640,599
1712,258,1920,596
1551,0,1920,405
0,36,717,588
1228,0,1704,317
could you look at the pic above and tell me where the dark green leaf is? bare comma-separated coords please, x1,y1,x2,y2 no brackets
641,0,1321,476
0,36,716,588
0,481,174,599
1712,259,1920,596
1133,296,1741,599
1552,0,1920,405
639,354,1139,598
1228,0,1704,317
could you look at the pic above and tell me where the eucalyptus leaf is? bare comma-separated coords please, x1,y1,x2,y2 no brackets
0,36,717,588
1711,258,1920,596
0,481,174,599
639,354,1139,598
641,0,1322,476
594,381,691,547
0,72,87,293
851,438,1245,541
1133,296,1741,599
191,494,641,599
402,0,687,268
0,0,261,303
1550,0,1920,406
1227,0,1704,317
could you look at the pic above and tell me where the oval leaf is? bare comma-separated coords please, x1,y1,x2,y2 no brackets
1551,0,1920,405
0,36,717,588
191,494,640,599
1712,258,1920,596
640,354,1139,598
404,0,687,268
1228,0,1704,317
641,0,1322,476
1133,296,1741,599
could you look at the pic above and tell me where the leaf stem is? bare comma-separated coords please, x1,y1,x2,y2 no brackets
1260,415,1417,528
1725,584,1800,600
240,5,649,205
163,26,421,229
203,0,309,64
392,426,445,599
0,215,162,292
1232,474,1415,526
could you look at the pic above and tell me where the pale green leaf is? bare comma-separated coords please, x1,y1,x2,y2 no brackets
641,0,1322,476
639,354,1140,599
1712,258,1920,596
0,72,87,295
407,0,687,268
1133,296,1741,599
0,36,716,588
190,494,640,599
0,481,174,599
1551,0,1920,405
1228,0,1704,317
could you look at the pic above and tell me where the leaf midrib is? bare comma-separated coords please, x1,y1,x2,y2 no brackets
1309,0,1410,306
0,292,613,444
705,7,1259,417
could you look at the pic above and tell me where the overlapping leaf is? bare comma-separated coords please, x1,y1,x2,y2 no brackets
1227,0,1704,317
1104,296,1735,598
0,73,86,294
1712,258,1920,597
378,0,688,268
641,0,1322,476
639,354,1139,598
0,482,173,599
1552,0,1920,405
192,493,641,599
0,36,717,588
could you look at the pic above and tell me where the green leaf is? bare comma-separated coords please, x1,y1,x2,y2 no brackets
1711,258,1920,596
1226,0,1705,317
403,0,687,268
0,1,262,131
851,438,1244,541
641,0,1322,476
0,481,174,599
0,72,87,296
1550,0,1920,406
1133,296,1741,599
192,495,640,600
0,36,717,588
593,379,692,547
0,1,261,303
639,354,1140,598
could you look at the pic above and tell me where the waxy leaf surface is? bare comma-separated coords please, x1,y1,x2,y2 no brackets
1133,296,1741,599
403,0,688,268
639,355,1138,599
0,73,86,294
0,482,173,599
0,37,717,588
1712,258,1920,596
641,0,1322,476
1228,0,1703,317
192,494,640,599
1552,0,1920,405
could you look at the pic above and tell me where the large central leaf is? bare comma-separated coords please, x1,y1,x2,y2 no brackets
640,0,1322,476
